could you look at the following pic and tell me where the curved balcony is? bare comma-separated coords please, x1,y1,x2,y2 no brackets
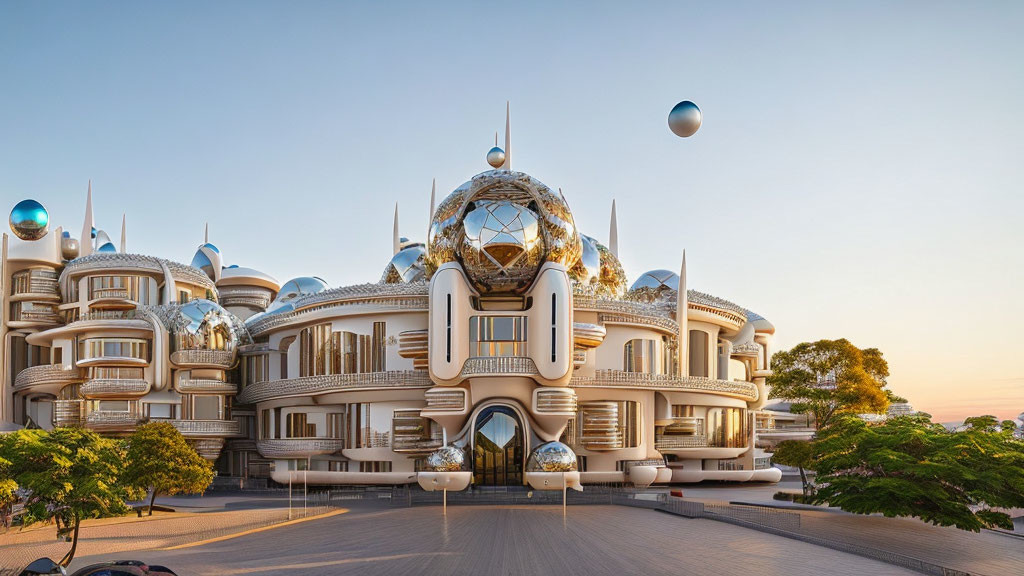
256,438,346,458
422,388,467,413
80,379,150,398
460,356,538,377
169,419,240,438
237,370,433,404
398,330,428,370
54,400,85,427
77,356,149,368
14,365,83,391
85,410,144,432
9,290,61,303
655,434,709,450
170,349,235,369
535,388,577,415
176,379,237,394
573,323,606,349
569,370,759,402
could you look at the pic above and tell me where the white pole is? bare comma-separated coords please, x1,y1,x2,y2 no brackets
562,472,567,517
288,471,293,520
443,488,447,516
304,456,309,518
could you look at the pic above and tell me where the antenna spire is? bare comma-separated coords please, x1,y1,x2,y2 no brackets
609,200,618,257
204,222,209,244
393,203,401,255
501,101,511,170
120,213,127,253
80,180,94,257
428,179,436,236
678,250,688,376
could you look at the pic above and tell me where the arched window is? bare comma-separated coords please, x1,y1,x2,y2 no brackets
623,339,658,373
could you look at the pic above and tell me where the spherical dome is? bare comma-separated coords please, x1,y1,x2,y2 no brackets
381,243,427,284
96,242,117,253
486,146,506,168
631,269,679,292
167,298,247,353
426,445,466,472
525,441,578,472
569,234,628,297
668,101,702,138
427,171,582,295
9,199,49,241
265,276,329,315
61,235,80,260
191,243,223,282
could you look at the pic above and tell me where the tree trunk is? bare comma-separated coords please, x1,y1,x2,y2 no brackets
799,466,809,498
149,489,158,516
58,512,80,568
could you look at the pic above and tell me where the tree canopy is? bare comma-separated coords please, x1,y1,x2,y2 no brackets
768,338,893,429
811,414,1024,531
124,421,213,515
771,439,816,497
1,428,138,566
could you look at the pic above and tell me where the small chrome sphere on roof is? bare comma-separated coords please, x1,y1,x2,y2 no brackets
631,269,679,292
668,100,702,138
426,445,466,472
526,441,578,472
486,146,506,168
381,243,426,284
9,199,49,241
60,231,80,260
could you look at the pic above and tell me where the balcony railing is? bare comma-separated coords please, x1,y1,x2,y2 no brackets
535,389,578,414
85,410,144,431
570,370,759,401
655,434,709,450
14,365,83,390
392,431,444,453
91,288,131,299
423,388,466,412
176,379,237,394
169,419,241,437
54,400,84,427
238,370,433,404
460,356,539,377
81,379,150,398
170,349,235,368
256,438,346,458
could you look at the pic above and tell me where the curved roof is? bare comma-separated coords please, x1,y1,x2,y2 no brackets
59,253,217,292
218,266,281,292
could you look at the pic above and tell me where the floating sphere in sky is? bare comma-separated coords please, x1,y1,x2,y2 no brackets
486,146,506,169
9,199,50,241
668,100,702,138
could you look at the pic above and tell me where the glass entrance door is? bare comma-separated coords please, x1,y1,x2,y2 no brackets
473,405,525,486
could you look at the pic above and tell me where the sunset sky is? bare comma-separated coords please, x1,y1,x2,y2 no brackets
2,2,1022,422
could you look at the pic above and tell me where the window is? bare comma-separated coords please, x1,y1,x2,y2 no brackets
286,413,315,438
689,330,709,377
298,323,387,377
623,339,658,373
564,401,642,450
359,461,392,473
190,395,222,420
706,407,748,448
469,316,527,357
87,275,154,304
52,347,63,365
78,338,150,362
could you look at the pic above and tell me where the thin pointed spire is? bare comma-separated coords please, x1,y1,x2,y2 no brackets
495,132,499,147
428,179,436,234
609,200,618,257
393,202,401,255
80,180,94,257
677,250,688,376
204,222,209,244
120,213,126,253
500,101,511,170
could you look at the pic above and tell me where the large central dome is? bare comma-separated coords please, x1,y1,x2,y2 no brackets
427,171,582,295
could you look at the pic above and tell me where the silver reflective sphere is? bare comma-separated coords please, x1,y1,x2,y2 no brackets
167,298,248,353
426,445,466,472
486,146,506,169
265,276,329,315
525,441,578,473
9,200,49,241
381,243,426,284
61,235,80,261
668,100,702,138
630,269,679,292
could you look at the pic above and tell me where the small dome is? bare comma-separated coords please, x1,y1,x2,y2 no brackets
425,445,466,472
191,243,223,282
167,298,248,353
569,234,627,297
96,242,117,253
9,199,49,241
264,276,329,315
631,269,679,292
525,441,578,472
381,243,427,284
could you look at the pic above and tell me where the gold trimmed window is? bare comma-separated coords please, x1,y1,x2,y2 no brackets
469,316,527,357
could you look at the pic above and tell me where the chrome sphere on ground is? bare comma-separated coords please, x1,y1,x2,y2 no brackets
526,441,578,472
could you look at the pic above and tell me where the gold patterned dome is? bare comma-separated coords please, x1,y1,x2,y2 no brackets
569,234,628,298
427,170,582,295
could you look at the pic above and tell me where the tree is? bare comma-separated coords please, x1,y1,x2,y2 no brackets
124,421,213,515
1,428,137,567
811,414,1024,531
768,339,892,429
772,440,816,498
0,441,17,531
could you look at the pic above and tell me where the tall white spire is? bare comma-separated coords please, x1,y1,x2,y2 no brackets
500,101,511,171
120,213,127,253
80,180,94,257
677,250,688,377
204,222,209,244
393,203,401,255
609,200,618,257
428,179,436,236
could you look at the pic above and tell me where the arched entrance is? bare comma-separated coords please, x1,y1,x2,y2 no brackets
473,405,525,486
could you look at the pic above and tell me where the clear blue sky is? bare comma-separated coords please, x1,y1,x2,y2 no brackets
2,1,1022,421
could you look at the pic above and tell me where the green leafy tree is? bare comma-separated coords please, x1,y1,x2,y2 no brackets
124,421,214,515
771,440,816,498
812,414,1024,531
0,441,17,530
768,339,892,429
2,428,137,567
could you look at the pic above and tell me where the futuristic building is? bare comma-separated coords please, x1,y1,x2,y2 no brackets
1,117,782,487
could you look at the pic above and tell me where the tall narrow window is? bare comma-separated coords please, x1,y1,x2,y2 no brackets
689,330,709,378
550,293,557,363
445,294,452,363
